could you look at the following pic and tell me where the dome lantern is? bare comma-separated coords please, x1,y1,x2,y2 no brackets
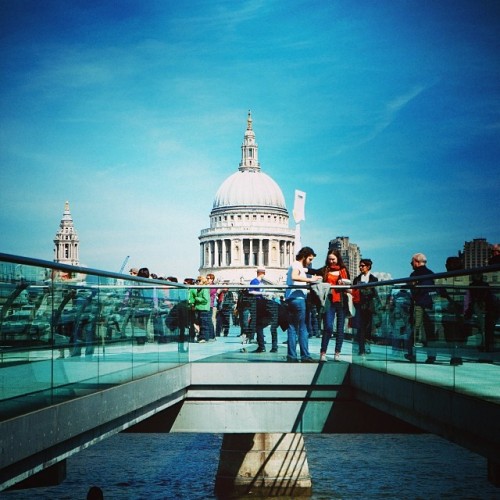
239,110,260,172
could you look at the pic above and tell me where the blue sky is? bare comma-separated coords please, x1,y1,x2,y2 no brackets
1,0,499,280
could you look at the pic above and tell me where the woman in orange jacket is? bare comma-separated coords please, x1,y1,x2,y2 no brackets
319,250,350,361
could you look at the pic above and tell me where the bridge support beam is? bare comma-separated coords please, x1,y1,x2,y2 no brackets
214,433,312,498
7,460,66,491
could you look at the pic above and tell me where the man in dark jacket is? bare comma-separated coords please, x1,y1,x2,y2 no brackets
405,253,437,364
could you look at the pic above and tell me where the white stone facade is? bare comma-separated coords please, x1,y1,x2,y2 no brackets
199,112,295,284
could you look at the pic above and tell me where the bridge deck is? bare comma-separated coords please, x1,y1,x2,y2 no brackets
1,333,498,424
1,334,499,491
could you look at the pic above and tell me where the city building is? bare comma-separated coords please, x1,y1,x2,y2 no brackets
53,201,80,266
198,112,296,283
462,238,490,269
328,236,361,280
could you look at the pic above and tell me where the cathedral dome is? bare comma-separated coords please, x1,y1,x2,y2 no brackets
199,112,296,284
213,170,286,209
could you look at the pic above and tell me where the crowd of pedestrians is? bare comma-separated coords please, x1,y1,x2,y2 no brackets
126,242,499,364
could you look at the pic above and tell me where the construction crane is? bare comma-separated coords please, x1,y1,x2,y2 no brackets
119,255,130,274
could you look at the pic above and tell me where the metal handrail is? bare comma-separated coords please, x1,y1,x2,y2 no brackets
1,251,499,291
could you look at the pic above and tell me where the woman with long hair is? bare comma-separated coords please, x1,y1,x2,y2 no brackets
320,250,350,361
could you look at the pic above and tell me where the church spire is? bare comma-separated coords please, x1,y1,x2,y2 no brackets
239,110,260,172
53,201,80,266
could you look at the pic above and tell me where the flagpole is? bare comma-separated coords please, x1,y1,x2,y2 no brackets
293,190,306,257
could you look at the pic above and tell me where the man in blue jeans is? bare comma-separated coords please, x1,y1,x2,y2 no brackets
250,268,267,353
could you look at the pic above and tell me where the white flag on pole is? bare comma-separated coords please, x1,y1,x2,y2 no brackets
293,190,306,224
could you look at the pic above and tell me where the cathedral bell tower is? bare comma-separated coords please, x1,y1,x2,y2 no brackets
53,201,80,266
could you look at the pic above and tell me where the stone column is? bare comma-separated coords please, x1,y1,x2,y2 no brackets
214,433,312,498
221,239,226,267
233,239,240,266
258,238,264,268
250,239,254,266
215,239,220,267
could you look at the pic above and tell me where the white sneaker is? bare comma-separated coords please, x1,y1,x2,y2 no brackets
334,352,340,361
320,353,327,362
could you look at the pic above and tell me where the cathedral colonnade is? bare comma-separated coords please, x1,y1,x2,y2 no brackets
200,238,295,271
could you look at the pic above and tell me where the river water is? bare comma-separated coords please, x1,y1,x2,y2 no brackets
3,433,498,499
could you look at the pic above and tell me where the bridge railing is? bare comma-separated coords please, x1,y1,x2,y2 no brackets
0,253,192,420
345,264,499,405
0,252,499,421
